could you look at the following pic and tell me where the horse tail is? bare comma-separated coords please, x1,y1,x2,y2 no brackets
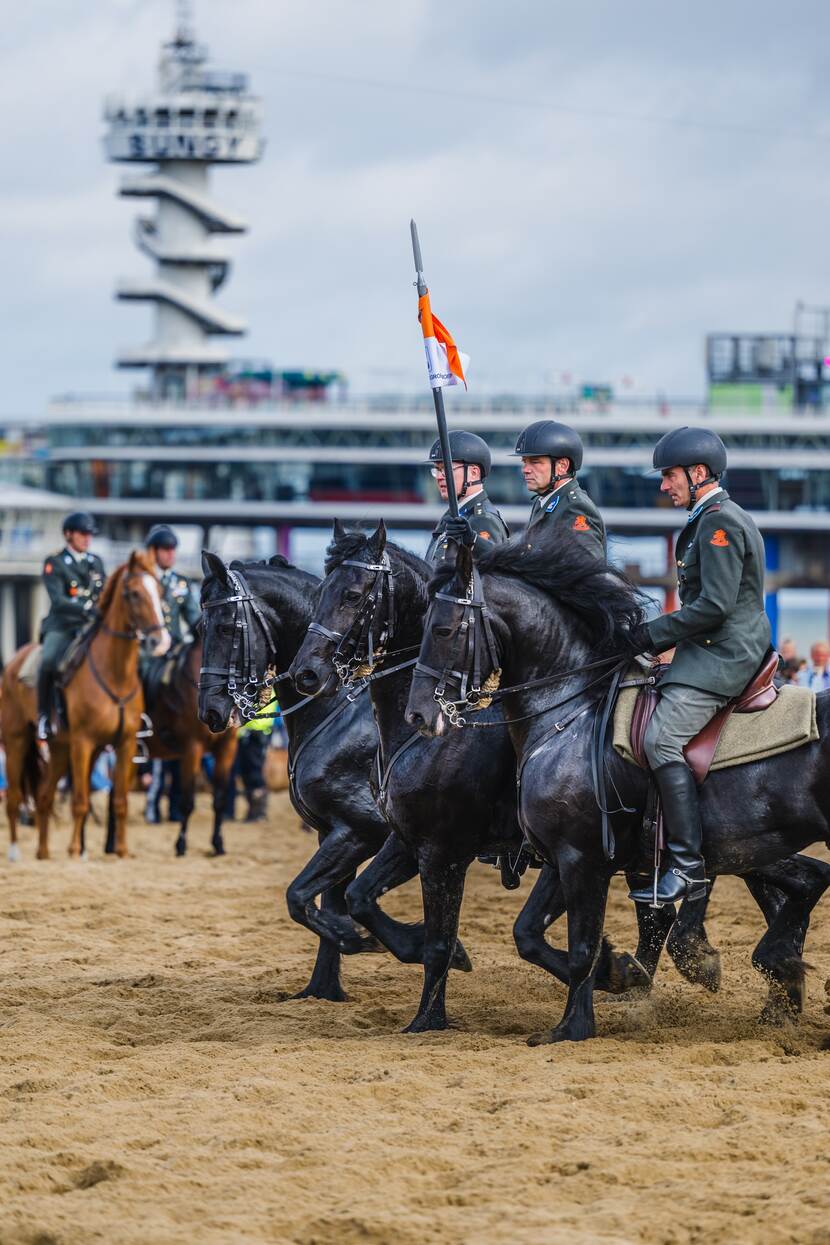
21,726,44,803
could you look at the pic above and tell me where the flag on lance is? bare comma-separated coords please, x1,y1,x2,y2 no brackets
418,290,469,389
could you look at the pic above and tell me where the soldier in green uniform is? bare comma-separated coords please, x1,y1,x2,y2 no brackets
425,430,509,562
627,426,771,906
512,420,606,557
38,511,106,739
145,524,201,643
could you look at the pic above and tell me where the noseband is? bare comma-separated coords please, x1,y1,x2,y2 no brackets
200,566,280,721
306,553,395,689
413,563,502,727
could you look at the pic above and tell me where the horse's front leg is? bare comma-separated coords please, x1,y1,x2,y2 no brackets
175,742,199,858
404,848,471,1034
111,735,135,858
528,852,611,1046
35,738,68,861
68,736,94,858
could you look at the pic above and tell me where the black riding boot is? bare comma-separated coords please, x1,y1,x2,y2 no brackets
37,667,54,740
629,762,708,906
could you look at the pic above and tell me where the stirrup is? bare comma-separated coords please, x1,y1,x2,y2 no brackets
37,714,51,742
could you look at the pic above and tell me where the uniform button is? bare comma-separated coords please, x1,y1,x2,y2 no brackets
705,639,711,645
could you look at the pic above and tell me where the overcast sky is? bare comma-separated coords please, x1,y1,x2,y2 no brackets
3,0,830,416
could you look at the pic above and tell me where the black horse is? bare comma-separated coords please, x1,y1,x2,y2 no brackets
289,522,775,1030
406,527,830,1044
197,551,470,1001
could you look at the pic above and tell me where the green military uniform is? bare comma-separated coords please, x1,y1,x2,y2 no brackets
158,568,201,643
426,488,509,564
643,489,771,700
525,481,606,559
40,547,106,677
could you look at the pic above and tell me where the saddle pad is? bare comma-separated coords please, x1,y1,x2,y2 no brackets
19,644,42,689
613,666,818,773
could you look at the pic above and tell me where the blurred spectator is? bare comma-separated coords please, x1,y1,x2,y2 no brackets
797,641,830,692
776,636,801,686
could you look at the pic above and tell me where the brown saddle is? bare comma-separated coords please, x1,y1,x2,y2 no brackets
630,648,779,785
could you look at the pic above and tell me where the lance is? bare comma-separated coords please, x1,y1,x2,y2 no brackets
410,219,460,519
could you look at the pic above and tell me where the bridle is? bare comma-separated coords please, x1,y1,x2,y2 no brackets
305,552,397,689
200,565,282,721
413,562,502,727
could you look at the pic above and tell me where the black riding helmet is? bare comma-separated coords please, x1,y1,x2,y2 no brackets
511,420,584,490
145,523,179,550
651,426,727,510
62,511,98,535
425,430,491,501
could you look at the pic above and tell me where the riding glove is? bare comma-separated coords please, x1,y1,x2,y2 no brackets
625,622,654,656
443,516,477,548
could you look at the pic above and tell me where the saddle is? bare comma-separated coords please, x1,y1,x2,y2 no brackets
630,648,779,785
56,618,99,689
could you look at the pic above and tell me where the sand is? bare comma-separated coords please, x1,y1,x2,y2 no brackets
1,793,829,1245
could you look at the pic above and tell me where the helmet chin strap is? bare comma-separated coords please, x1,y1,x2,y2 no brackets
684,467,718,510
542,457,573,493
457,464,471,501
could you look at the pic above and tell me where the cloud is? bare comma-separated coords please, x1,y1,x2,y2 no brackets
2,0,830,414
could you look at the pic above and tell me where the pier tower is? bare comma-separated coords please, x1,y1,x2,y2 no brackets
103,4,264,399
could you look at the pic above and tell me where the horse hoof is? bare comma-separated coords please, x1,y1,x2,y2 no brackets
292,985,348,1003
7,844,21,863
527,1022,595,1047
80,850,89,862
403,1014,450,1034
175,839,187,857
36,848,49,861
451,941,473,973
608,952,651,996
211,843,226,857
758,1001,798,1027
669,940,722,993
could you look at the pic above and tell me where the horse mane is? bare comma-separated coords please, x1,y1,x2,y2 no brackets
96,550,158,619
325,528,431,581
430,524,649,655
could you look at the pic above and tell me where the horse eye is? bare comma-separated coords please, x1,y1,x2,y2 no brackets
344,590,362,606
433,626,454,639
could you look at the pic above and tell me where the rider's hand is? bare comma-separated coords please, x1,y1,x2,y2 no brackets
444,516,476,548
625,622,653,656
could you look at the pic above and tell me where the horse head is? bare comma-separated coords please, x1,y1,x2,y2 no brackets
289,520,392,697
99,551,171,657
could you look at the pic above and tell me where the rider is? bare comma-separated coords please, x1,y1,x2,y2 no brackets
145,524,201,644
512,420,605,556
627,426,771,907
38,511,106,739
426,430,509,562
143,524,200,825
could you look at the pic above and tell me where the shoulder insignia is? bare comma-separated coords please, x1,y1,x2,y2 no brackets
544,496,560,515
573,515,591,532
710,529,729,547
44,562,52,574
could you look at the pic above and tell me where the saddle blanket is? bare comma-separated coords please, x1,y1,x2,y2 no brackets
19,644,42,689
613,667,818,773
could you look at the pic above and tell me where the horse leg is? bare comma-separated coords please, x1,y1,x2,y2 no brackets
110,737,134,858
665,881,722,993
345,832,472,971
209,738,235,857
105,786,117,854
527,859,611,1047
514,864,650,994
286,826,382,954
744,858,830,1024
294,879,353,1002
67,736,94,858
175,743,199,858
35,738,68,861
6,735,27,862
404,848,470,1034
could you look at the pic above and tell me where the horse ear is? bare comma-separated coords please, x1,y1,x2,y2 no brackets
332,517,348,540
367,520,387,560
201,550,230,585
455,542,474,581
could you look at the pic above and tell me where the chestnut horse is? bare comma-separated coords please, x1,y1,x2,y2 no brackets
140,636,238,857
2,551,170,860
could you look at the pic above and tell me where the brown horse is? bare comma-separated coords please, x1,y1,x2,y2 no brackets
2,551,171,860
140,636,238,857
